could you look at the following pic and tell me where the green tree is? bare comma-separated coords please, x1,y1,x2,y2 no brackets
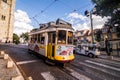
20,32,29,41
13,33,20,44
94,30,102,42
91,0,120,27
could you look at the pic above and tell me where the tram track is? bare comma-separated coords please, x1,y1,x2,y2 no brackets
69,62,102,80
71,57,120,80
56,62,92,80
57,66,80,80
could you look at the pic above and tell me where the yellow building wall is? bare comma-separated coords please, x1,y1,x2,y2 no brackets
112,33,117,39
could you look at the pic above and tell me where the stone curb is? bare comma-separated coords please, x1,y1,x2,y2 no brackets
0,45,33,80
0,51,25,80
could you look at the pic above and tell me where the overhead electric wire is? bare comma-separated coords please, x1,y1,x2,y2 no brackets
30,0,59,26
58,0,74,10
34,0,59,18
41,0,58,13
17,0,59,26
72,3,92,13
57,3,92,21
14,0,93,27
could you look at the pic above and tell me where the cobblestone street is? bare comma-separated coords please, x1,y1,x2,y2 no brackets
0,44,120,80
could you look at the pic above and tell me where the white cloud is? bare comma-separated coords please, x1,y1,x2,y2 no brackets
68,13,87,21
14,10,33,36
92,15,108,29
67,12,108,31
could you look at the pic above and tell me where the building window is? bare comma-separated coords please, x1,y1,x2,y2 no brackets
102,28,107,33
80,31,83,35
1,15,6,20
108,33,112,40
101,35,104,41
2,0,7,3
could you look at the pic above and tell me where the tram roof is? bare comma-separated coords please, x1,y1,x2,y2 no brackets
30,19,74,33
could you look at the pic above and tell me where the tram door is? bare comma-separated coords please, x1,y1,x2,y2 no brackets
47,32,56,60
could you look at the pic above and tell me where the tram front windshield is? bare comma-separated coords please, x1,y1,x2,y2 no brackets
58,30,73,44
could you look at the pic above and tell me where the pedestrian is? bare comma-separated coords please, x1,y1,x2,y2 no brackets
5,40,7,43
105,38,111,56
8,40,10,43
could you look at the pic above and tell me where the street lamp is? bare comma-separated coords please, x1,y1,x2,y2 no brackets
85,10,94,44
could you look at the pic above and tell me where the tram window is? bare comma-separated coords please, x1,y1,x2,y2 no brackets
38,34,40,43
39,33,45,44
48,34,51,43
31,35,35,43
41,37,45,44
52,33,56,43
48,32,55,44
68,31,73,44
58,30,66,44
34,34,37,42
30,38,32,43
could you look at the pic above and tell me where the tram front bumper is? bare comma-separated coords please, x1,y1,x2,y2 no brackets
55,55,74,62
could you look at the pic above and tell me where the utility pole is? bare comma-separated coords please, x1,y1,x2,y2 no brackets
85,10,94,44
90,11,94,44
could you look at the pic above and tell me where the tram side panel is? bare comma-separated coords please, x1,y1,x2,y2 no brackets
28,35,47,57
28,43,46,56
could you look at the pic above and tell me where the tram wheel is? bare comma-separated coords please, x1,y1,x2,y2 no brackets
28,49,32,54
59,63,69,67
45,59,55,66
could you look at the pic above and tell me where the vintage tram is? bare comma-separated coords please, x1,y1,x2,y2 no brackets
28,19,74,65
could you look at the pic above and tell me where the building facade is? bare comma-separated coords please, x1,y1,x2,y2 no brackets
0,0,15,42
75,27,120,50
75,29,94,44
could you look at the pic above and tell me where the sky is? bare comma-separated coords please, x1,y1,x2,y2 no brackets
13,0,108,36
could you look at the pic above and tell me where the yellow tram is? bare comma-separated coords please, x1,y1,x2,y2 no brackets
28,19,74,64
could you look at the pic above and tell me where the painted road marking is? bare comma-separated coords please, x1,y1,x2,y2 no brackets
66,67,91,80
97,58,120,66
85,60,120,72
79,62,120,78
41,71,55,80
99,55,120,61
16,60,38,65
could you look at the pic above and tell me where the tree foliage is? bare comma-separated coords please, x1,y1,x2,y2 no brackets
20,32,29,41
94,30,102,42
13,33,20,44
91,0,120,27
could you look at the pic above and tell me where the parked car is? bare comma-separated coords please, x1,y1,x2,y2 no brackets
74,44,100,58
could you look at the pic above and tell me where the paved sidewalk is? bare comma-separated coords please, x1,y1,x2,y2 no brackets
0,51,24,80
99,51,120,62
0,43,28,49
10,43,28,49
